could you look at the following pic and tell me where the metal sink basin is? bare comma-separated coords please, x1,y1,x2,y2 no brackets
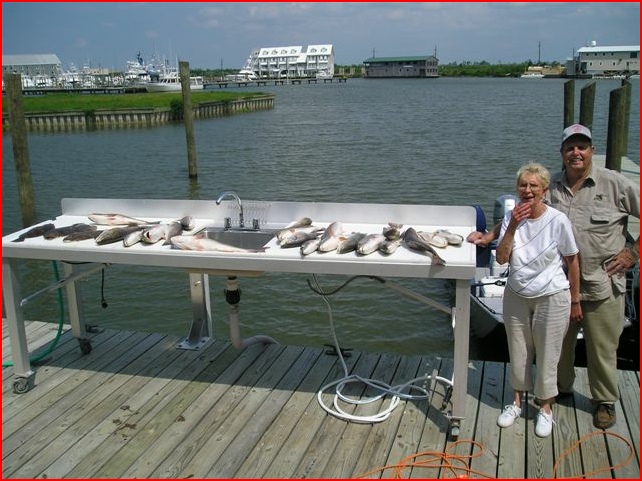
202,227,277,250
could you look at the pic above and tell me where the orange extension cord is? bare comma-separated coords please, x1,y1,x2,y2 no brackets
356,432,635,479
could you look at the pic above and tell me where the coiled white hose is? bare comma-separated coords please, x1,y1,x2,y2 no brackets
312,275,452,423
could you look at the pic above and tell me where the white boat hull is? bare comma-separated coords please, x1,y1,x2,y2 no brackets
470,265,507,338
470,255,635,339
145,76,204,93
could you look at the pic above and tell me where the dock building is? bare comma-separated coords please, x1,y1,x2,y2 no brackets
362,55,439,78
569,42,639,77
242,44,334,79
2,53,63,87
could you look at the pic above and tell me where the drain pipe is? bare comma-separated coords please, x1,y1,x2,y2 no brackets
225,276,278,349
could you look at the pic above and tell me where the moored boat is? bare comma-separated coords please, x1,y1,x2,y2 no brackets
316,68,333,80
520,72,545,79
145,74,204,92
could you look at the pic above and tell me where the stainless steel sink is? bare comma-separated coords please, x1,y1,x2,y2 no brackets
202,227,277,250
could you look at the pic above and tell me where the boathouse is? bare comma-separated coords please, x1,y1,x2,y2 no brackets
362,55,439,78
2,53,63,87
573,43,640,77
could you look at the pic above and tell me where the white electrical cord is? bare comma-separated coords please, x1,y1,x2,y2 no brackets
312,275,451,423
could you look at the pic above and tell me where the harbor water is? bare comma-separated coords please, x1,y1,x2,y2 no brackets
2,77,639,359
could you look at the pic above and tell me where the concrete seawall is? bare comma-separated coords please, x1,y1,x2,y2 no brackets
1,95,274,133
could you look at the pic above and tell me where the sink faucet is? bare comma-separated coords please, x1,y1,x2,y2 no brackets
216,191,244,228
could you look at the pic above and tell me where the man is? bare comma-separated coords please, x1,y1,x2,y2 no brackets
468,124,639,429
549,124,639,429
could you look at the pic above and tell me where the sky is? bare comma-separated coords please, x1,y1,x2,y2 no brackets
1,1,640,71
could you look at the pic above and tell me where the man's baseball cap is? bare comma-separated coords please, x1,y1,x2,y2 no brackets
562,124,592,145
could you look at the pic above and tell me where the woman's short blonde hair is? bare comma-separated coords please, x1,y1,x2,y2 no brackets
516,163,550,189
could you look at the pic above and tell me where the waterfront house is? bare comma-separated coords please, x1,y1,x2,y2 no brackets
242,44,334,79
362,55,439,78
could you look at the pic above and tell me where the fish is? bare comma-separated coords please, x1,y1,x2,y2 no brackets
162,221,184,245
382,222,404,240
88,213,155,226
335,232,366,254
286,217,313,229
179,216,195,231
277,226,322,244
403,228,446,265
63,229,101,242
11,223,56,242
417,231,449,249
300,238,321,256
379,238,402,255
434,229,464,246
141,224,168,244
318,221,344,252
278,229,323,248
123,229,145,247
95,226,146,245
276,217,313,241
357,233,386,255
170,234,268,253
43,223,96,240
139,221,183,245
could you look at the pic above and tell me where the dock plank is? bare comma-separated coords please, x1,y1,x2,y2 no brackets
206,346,322,478
2,321,639,479
232,347,341,478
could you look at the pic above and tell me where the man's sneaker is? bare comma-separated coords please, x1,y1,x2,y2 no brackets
497,403,521,428
535,409,554,437
593,403,616,429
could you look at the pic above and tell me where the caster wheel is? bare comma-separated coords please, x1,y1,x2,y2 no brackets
449,424,460,441
79,338,92,355
13,377,32,394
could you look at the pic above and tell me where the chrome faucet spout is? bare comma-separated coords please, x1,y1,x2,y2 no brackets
215,191,244,228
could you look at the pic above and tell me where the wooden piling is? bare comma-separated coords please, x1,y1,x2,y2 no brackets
605,83,629,172
180,61,198,179
579,81,596,131
563,80,574,128
5,74,37,227
620,79,631,155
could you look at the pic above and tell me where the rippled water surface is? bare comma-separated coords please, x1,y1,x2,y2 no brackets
3,77,639,358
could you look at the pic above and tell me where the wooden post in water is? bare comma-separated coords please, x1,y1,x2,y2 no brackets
605,83,629,172
6,74,37,227
180,61,198,179
563,80,574,128
579,81,596,131
619,79,631,155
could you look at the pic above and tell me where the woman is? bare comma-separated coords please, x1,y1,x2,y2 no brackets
495,163,581,438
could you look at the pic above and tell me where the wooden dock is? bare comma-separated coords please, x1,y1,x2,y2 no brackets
2,320,639,478
208,77,348,88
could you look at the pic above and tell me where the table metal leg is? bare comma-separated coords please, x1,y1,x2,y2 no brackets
2,258,35,393
176,273,213,350
449,278,471,439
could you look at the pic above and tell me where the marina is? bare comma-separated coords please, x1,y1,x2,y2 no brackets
2,319,639,478
2,74,639,480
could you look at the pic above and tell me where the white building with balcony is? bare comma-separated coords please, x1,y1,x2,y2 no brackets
242,44,334,79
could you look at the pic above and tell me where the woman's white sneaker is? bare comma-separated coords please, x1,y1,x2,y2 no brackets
535,409,554,437
497,403,521,428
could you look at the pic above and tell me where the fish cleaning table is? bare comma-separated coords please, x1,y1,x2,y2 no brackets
2,198,476,438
